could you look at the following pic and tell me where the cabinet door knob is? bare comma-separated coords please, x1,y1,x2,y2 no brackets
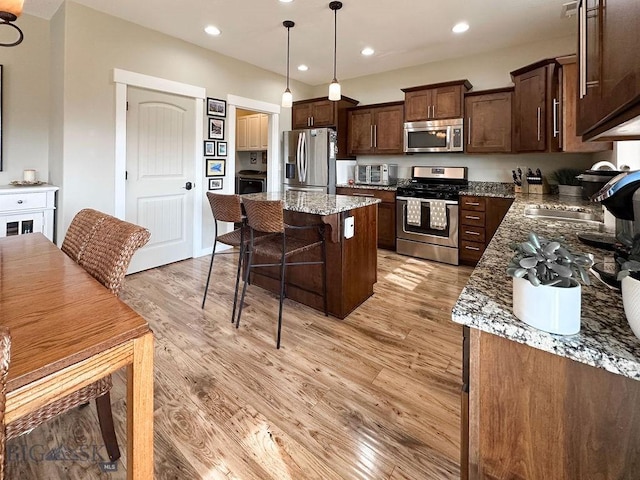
17,200,23,204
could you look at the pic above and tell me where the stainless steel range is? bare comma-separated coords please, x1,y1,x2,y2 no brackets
396,166,468,265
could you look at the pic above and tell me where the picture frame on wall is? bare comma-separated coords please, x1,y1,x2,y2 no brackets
217,141,227,157
208,118,225,140
205,158,225,177
208,178,223,190
206,97,226,117
203,140,216,156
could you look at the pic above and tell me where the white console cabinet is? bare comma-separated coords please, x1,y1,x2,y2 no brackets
0,185,59,241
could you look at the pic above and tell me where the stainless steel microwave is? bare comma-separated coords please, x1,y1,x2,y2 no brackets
355,164,398,185
404,119,464,153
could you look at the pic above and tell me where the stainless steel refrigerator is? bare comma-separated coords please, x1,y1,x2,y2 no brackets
283,128,337,194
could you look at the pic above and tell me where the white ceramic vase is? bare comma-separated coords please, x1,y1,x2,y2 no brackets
512,277,581,335
621,275,640,340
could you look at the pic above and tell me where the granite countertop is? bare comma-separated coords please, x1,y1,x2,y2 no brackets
459,181,516,198
452,193,640,381
243,191,380,215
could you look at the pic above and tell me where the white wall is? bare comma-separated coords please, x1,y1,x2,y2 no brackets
0,14,50,185
52,1,314,247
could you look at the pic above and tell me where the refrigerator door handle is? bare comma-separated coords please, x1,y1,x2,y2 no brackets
296,132,303,182
300,132,308,183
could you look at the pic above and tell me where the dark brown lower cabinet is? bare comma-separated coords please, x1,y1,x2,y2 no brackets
459,195,513,266
336,187,396,250
464,329,640,479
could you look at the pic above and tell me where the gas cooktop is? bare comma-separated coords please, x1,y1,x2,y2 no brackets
397,182,468,200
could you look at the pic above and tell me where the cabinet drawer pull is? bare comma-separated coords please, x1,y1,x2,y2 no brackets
465,215,481,220
17,200,23,204
465,231,480,236
465,202,480,206
465,246,481,251
354,193,374,197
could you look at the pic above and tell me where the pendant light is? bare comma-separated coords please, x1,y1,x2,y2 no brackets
0,0,24,47
282,20,295,108
328,1,342,101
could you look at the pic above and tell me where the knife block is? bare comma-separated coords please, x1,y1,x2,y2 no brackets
527,180,550,195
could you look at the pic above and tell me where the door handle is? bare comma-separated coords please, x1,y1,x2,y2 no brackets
536,107,541,142
183,182,193,190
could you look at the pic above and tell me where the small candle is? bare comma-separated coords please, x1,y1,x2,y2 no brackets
23,169,36,183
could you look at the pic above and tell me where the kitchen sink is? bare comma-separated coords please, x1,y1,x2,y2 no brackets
523,207,600,223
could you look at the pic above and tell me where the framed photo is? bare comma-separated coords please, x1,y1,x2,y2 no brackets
208,118,225,140
217,141,227,157
203,140,216,156
208,178,223,190
205,158,225,177
206,97,226,117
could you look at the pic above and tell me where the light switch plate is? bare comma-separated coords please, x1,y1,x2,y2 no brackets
344,216,354,239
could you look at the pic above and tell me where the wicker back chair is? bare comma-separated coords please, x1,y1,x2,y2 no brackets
0,327,10,480
61,208,108,262
6,210,151,463
236,197,327,349
79,216,151,295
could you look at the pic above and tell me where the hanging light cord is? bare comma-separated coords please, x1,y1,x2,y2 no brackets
332,5,338,82
286,24,291,90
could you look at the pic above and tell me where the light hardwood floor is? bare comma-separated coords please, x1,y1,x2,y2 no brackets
6,250,473,479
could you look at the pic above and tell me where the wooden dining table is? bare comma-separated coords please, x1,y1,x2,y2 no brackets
0,233,154,479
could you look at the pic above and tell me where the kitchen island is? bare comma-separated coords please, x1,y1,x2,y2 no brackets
242,191,380,319
452,194,640,480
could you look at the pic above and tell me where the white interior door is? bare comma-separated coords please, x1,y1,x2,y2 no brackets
126,87,196,273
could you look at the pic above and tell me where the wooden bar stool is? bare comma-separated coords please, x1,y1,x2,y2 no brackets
236,198,327,349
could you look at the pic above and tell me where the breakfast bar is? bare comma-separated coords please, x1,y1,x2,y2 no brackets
453,194,640,480
242,191,380,319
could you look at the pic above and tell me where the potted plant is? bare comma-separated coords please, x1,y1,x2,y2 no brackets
551,168,583,197
507,232,593,335
617,234,640,339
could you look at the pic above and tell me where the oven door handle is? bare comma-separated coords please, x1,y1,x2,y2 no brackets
397,196,459,205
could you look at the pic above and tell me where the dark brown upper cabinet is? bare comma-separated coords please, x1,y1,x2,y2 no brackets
291,96,359,159
402,80,472,122
464,88,514,154
576,0,640,140
511,59,561,153
347,102,404,156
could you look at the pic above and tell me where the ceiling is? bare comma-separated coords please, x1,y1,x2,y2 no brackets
23,0,578,86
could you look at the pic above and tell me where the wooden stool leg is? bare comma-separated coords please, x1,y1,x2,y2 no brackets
95,392,121,462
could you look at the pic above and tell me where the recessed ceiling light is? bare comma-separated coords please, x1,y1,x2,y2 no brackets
297,64,308,71
361,47,375,56
452,22,469,33
204,25,221,36
279,0,294,3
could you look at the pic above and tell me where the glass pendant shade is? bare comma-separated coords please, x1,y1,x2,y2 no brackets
0,0,23,17
328,80,341,101
0,0,24,46
282,88,293,108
